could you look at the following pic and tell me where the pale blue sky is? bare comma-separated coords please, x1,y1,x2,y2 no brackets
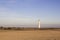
0,0,60,28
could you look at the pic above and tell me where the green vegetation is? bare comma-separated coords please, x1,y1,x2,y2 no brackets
0,26,60,30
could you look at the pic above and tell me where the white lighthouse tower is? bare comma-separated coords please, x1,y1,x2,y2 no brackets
38,19,40,29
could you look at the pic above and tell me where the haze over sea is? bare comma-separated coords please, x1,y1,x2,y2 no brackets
0,0,60,28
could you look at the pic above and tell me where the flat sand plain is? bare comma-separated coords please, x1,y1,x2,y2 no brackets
0,30,60,40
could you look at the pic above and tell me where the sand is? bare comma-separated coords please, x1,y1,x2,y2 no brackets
0,30,60,40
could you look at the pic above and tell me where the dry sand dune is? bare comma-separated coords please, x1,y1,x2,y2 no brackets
0,30,60,40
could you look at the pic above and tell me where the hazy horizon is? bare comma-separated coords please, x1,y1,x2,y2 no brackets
0,0,60,28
